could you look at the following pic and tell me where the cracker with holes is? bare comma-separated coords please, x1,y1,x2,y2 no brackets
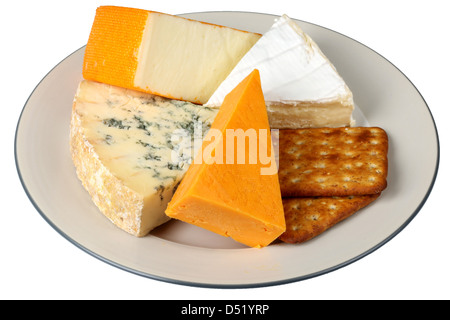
279,194,380,244
278,127,388,197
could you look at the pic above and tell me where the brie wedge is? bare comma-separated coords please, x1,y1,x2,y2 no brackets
206,15,355,129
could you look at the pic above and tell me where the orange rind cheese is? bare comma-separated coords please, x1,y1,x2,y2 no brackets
165,70,286,248
83,6,261,104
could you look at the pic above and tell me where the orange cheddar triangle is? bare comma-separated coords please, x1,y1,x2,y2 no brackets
165,69,285,248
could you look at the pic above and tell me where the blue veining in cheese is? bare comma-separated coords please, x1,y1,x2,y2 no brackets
70,80,218,236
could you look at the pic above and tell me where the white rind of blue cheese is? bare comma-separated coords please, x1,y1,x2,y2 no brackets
206,14,355,129
70,80,218,236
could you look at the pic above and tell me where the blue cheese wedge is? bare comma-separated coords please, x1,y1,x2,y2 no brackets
206,15,355,129
70,80,218,236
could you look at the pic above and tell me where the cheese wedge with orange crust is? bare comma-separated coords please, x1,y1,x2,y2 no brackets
165,70,285,248
82,6,261,104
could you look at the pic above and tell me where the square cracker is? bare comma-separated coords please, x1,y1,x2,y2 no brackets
278,127,388,197
279,194,380,244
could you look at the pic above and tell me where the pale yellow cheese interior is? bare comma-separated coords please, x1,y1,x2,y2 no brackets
134,12,261,104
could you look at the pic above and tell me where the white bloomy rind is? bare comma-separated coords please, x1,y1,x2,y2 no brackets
206,15,355,128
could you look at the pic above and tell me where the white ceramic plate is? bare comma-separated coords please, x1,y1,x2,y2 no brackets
15,11,439,288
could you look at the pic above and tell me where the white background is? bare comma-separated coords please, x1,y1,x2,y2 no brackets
2,0,448,300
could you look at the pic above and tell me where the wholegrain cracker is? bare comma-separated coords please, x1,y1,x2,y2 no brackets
279,194,380,244
278,127,388,197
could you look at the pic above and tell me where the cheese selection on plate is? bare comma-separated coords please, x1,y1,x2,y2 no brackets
70,5,388,248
